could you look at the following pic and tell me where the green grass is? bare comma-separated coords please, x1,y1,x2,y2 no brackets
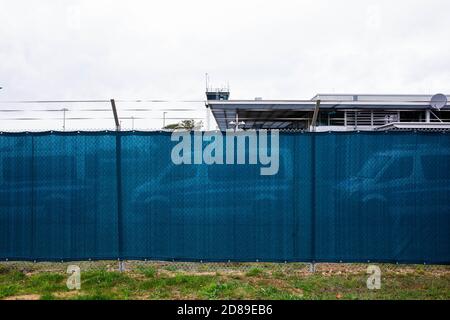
246,267,264,277
26,273,67,294
138,266,157,278
0,263,448,300
0,284,20,299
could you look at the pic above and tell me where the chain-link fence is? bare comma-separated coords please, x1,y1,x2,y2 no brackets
2,260,448,276
1,131,450,265
0,260,310,274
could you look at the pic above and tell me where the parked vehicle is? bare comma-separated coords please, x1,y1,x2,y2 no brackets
337,146,450,260
128,148,294,259
0,154,98,259
338,147,450,216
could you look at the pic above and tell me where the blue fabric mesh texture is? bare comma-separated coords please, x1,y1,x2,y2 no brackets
0,131,448,264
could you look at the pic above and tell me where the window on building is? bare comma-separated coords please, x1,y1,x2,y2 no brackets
430,111,450,122
399,111,425,122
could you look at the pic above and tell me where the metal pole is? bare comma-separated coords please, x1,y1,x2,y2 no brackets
110,99,120,131
429,110,443,123
310,133,316,273
425,109,431,123
310,100,321,132
163,112,167,128
118,260,125,272
111,98,123,270
62,108,68,131
206,107,210,131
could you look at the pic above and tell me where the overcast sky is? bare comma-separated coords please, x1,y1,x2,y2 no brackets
0,0,449,130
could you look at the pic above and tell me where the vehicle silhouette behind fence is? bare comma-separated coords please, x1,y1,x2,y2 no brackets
0,131,449,264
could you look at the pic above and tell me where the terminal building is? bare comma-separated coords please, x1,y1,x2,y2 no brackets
206,89,450,131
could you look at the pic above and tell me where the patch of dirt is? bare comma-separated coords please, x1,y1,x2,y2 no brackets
53,291,80,298
181,271,219,276
315,263,367,275
156,269,220,278
171,289,198,300
4,294,40,300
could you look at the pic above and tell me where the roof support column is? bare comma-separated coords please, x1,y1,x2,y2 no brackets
310,100,321,132
425,109,431,123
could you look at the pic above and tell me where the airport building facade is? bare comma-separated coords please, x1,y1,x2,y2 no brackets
206,91,450,131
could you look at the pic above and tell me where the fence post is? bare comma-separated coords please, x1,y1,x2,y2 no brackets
31,135,36,261
118,260,126,272
116,134,123,271
310,132,316,271
293,133,299,261
110,99,120,131
111,99,124,271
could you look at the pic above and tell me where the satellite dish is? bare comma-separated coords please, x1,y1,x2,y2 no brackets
430,93,447,111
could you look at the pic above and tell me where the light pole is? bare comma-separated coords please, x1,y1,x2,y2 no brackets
163,112,167,128
61,108,68,131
